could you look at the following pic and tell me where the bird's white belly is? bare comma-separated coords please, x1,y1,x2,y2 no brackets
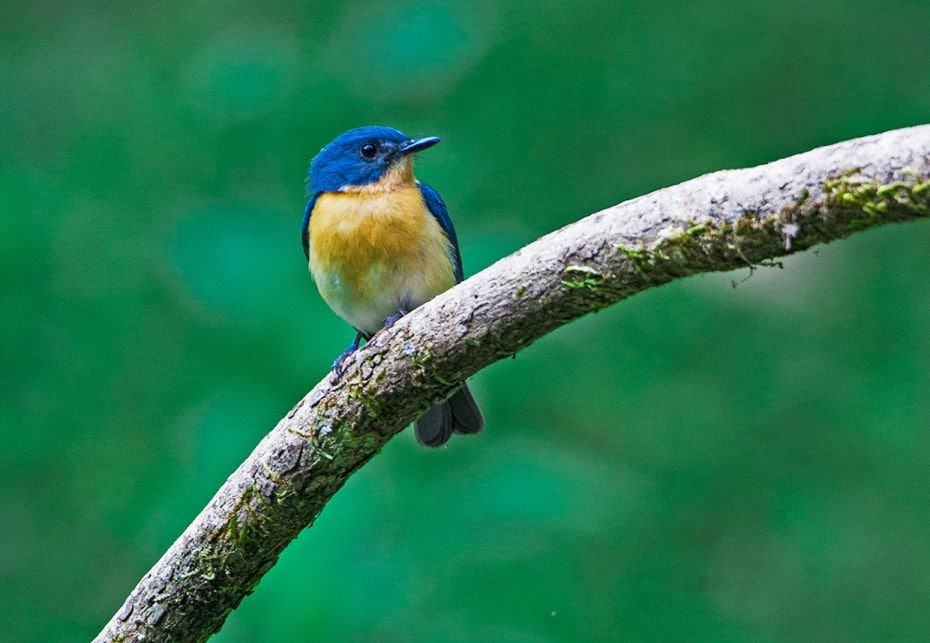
321,261,443,335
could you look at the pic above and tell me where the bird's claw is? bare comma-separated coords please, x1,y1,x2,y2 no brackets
331,351,352,377
330,332,364,378
330,314,403,378
382,308,408,330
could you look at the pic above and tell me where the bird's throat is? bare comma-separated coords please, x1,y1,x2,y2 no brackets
341,158,415,193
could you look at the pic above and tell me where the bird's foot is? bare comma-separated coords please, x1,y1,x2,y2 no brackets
331,333,364,378
331,350,353,377
382,308,409,330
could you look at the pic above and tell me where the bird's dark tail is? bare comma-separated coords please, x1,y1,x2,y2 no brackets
414,383,484,448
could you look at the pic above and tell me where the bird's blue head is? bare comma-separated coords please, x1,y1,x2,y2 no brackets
308,126,440,193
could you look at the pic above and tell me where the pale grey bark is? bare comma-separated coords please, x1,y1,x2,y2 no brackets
96,125,930,642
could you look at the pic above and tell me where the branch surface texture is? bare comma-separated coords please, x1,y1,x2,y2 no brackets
96,125,930,641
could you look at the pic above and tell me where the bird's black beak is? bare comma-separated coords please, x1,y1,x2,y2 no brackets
400,136,440,155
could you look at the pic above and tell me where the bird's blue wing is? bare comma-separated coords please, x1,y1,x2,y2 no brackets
301,193,319,260
419,182,464,282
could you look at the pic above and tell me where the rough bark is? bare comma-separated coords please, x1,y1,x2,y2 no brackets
96,125,930,642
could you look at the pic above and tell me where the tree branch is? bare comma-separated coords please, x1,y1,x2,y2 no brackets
96,125,930,642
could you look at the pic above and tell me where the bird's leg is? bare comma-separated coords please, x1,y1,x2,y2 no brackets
382,307,409,330
331,332,364,376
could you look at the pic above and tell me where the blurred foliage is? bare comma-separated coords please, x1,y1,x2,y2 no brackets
2,1,930,640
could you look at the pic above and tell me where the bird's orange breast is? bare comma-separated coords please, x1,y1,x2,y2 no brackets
307,185,456,334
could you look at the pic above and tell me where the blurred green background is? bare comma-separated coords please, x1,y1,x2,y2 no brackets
3,1,930,640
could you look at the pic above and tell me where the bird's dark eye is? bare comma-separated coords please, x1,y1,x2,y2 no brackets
360,143,378,159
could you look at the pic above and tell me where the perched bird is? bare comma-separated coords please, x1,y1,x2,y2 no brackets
302,126,484,447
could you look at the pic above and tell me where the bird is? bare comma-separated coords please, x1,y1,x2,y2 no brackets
302,126,484,447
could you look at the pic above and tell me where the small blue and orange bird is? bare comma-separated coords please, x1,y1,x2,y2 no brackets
302,126,484,447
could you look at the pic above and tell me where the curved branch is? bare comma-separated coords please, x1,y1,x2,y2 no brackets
96,125,930,642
